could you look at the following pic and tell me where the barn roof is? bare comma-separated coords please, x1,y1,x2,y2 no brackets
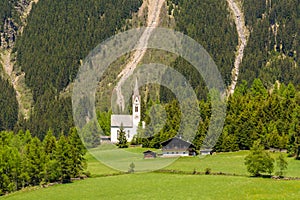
143,150,156,154
161,137,196,149
111,115,132,127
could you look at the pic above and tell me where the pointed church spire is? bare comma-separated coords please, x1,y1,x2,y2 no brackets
134,78,139,97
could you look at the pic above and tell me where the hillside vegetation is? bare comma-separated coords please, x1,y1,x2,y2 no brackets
2,151,300,199
240,0,300,86
0,78,18,131
12,0,142,138
1,0,300,154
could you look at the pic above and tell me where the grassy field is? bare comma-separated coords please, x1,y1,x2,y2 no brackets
88,147,300,177
2,149,300,200
3,173,300,200
164,151,300,177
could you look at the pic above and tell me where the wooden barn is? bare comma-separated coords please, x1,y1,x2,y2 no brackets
161,137,196,157
143,150,157,159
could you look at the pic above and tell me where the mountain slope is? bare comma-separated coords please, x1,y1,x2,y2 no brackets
240,0,300,87
12,0,142,138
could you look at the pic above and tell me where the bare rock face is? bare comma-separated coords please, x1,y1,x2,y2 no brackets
0,0,32,50
0,18,18,49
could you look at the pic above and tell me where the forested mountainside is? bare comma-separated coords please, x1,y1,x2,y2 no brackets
0,0,30,132
162,0,238,101
146,0,300,152
240,0,300,87
0,0,300,153
0,78,18,131
0,0,32,49
10,0,142,138
166,0,300,98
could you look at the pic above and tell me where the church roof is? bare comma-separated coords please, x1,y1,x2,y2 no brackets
111,115,132,127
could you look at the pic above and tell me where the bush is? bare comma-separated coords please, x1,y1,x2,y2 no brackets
245,140,275,176
276,153,288,177
205,168,211,175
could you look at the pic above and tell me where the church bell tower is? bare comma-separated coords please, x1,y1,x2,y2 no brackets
132,78,140,126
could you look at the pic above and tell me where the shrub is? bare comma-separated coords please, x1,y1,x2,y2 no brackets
205,168,211,175
245,140,274,176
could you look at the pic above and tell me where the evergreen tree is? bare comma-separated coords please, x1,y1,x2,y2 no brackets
22,137,45,185
43,130,59,183
68,128,87,178
56,134,72,183
117,124,128,148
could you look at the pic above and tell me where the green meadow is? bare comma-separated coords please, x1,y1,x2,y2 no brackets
2,149,300,200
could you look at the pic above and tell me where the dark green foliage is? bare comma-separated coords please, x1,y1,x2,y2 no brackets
138,78,300,154
214,80,300,152
26,95,74,140
0,128,86,195
240,0,300,86
56,134,72,183
0,0,18,32
97,110,111,136
0,78,18,131
276,153,288,177
13,0,142,137
117,125,128,148
68,128,87,178
170,0,238,90
245,140,274,176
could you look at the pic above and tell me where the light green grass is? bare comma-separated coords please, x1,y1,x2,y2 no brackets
3,150,300,199
165,151,248,175
164,151,300,177
86,148,300,177
3,173,300,200
87,146,176,172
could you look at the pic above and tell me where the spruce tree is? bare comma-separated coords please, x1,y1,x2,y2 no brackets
117,124,128,148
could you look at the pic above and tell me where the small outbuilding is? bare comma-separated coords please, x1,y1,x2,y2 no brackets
143,150,157,159
100,136,111,144
161,137,196,157
200,149,212,155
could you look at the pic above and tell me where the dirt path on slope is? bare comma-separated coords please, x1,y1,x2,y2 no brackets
115,0,165,111
226,0,249,96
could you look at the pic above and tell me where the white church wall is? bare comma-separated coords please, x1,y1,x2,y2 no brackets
110,127,137,143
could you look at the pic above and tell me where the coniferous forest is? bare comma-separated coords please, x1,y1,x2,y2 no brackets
0,128,86,195
13,0,143,138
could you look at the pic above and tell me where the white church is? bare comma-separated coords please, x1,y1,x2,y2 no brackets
110,80,141,143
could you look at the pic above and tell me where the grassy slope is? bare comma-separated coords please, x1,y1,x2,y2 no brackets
3,173,300,200
3,150,300,200
86,148,300,177
164,151,300,177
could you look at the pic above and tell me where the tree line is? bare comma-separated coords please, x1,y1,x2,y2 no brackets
122,78,300,158
0,128,86,195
